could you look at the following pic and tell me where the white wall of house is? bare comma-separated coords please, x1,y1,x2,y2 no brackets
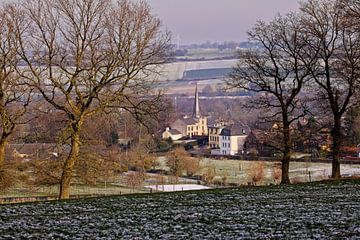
220,135,231,155
220,135,247,156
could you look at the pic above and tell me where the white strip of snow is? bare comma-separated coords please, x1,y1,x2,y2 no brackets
145,184,211,192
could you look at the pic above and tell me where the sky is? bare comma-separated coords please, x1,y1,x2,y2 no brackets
146,0,301,44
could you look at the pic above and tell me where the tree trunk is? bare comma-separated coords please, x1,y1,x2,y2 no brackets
331,117,342,179
0,140,6,186
281,123,291,184
0,138,8,189
59,121,82,200
0,139,6,170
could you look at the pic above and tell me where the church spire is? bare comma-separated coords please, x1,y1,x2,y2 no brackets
193,84,201,118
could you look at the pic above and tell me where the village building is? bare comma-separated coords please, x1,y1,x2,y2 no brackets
244,130,277,157
219,123,251,156
163,85,208,140
162,128,183,141
208,125,225,149
208,119,230,149
244,118,333,158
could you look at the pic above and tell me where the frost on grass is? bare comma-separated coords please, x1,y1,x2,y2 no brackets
0,180,360,239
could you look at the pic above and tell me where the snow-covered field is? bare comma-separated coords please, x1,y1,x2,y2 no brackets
145,184,210,192
0,179,359,239
157,59,237,81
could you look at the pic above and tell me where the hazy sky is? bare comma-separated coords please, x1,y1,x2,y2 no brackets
146,0,301,44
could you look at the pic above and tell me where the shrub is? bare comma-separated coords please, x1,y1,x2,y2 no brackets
124,172,145,192
202,165,216,185
247,162,265,186
0,169,16,192
272,166,282,183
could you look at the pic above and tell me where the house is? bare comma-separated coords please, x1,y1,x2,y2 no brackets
244,130,277,157
7,143,64,161
163,84,208,139
243,118,333,157
219,124,251,156
208,119,229,149
118,138,132,150
293,117,332,153
162,128,183,141
208,125,224,149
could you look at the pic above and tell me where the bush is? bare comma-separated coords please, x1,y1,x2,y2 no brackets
0,169,16,192
202,165,216,185
272,166,282,183
247,162,265,186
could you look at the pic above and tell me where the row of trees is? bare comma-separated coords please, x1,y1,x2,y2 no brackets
0,0,171,199
228,0,360,184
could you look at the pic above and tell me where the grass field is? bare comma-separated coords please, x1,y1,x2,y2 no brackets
156,157,360,185
0,179,359,239
198,158,360,185
2,158,360,201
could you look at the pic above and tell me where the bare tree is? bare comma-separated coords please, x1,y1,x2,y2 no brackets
124,171,145,192
343,0,360,28
0,4,31,189
166,147,196,183
300,0,360,178
17,0,170,199
227,14,316,184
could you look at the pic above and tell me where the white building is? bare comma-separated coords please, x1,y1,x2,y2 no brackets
162,128,183,141
219,124,250,156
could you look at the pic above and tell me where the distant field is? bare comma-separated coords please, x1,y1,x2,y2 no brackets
155,59,238,82
182,68,233,81
156,157,360,185
1,179,359,239
201,158,360,184
180,48,237,60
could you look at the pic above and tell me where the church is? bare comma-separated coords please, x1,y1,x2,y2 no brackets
162,85,208,141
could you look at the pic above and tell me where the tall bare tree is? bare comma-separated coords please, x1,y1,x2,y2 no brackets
300,0,360,178
343,0,360,26
227,14,316,184
0,4,31,187
17,0,170,199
